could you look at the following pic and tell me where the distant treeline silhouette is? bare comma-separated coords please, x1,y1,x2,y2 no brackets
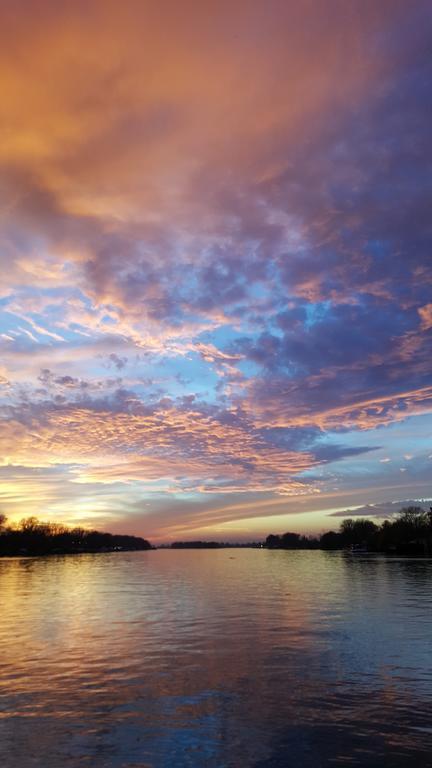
171,540,223,549
265,507,432,556
169,540,261,549
0,515,152,557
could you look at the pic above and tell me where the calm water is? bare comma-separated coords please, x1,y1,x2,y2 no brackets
1,550,432,768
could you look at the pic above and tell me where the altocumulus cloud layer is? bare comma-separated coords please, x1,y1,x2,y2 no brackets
0,0,431,540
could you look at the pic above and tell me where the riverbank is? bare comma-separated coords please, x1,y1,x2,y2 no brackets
0,516,152,557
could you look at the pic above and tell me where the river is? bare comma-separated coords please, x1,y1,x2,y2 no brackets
1,550,431,767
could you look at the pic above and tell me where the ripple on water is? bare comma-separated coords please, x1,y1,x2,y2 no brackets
1,550,432,767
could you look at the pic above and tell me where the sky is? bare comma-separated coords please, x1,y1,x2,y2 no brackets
0,0,431,543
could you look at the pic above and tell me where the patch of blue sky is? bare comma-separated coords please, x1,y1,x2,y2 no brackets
55,325,97,343
327,413,432,457
304,300,332,328
68,289,97,309
240,281,278,322
246,280,271,301
308,413,432,479
66,322,94,338
0,314,42,344
0,309,15,335
0,310,66,345
0,286,100,342
268,324,284,339
197,323,249,348
99,313,116,325
121,481,206,504
236,359,260,378
132,351,220,402
0,295,11,309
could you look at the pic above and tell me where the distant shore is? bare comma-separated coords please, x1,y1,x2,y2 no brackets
2,506,432,559
158,507,432,556
0,516,152,558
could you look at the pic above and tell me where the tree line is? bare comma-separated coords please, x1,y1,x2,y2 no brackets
2,506,430,557
0,515,152,557
265,507,432,555
168,541,262,548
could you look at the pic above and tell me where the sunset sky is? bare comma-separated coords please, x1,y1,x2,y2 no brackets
1,0,431,542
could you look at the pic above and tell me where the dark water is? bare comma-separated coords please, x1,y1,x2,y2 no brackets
1,550,432,768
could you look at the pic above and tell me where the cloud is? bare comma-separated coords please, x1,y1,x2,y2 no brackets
0,1,431,535
108,353,128,371
419,304,432,330
0,396,318,491
329,499,432,519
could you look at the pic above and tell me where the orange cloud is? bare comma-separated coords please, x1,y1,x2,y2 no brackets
419,304,432,331
0,404,315,492
0,0,389,320
246,385,432,431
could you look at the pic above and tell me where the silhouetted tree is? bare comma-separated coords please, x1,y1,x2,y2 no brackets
378,507,432,555
319,530,343,550
339,518,378,547
0,517,152,557
171,540,222,549
265,532,319,549
265,506,432,555
265,534,282,549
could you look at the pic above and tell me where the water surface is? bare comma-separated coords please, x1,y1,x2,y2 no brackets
1,550,431,767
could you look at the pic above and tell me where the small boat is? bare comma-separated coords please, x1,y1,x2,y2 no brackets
349,543,368,554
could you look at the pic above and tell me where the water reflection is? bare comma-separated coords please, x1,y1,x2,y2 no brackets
0,551,431,766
